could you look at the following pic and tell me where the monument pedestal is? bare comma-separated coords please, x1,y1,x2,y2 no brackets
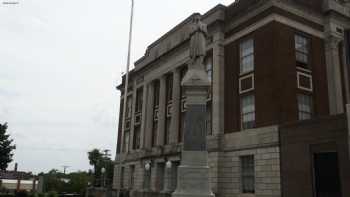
172,151,214,197
172,14,214,197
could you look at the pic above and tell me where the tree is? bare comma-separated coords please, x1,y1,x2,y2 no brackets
0,123,16,170
87,149,114,187
87,149,103,173
88,149,103,186
39,169,92,195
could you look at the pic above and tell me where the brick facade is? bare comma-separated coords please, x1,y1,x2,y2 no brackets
113,0,350,197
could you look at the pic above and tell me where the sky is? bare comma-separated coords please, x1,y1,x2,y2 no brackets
0,0,233,174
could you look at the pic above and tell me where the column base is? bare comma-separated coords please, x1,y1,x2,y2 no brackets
172,151,215,197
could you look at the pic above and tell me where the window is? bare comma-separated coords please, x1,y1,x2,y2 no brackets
297,72,313,91
135,88,143,113
298,94,313,120
130,165,135,188
154,81,160,107
165,117,171,144
240,39,254,74
239,74,254,94
133,126,141,150
241,155,255,193
206,102,212,135
152,121,158,147
156,163,165,191
241,95,255,130
120,167,125,188
152,80,160,147
166,74,173,103
345,29,350,65
295,34,310,66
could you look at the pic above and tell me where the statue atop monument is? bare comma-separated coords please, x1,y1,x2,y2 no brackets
189,14,208,69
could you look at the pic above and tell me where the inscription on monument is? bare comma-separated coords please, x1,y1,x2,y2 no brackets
183,105,207,151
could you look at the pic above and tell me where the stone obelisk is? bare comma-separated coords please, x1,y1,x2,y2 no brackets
172,14,215,197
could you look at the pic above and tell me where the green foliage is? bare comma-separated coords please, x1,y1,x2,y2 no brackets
0,123,16,170
87,149,114,187
40,170,92,195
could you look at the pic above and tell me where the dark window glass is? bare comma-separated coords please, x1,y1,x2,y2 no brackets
133,126,141,150
240,76,253,92
135,88,143,113
130,165,135,188
240,39,254,74
206,102,212,135
298,94,313,120
241,95,255,130
295,34,310,67
166,74,173,103
299,74,312,90
152,121,158,147
120,167,125,188
165,117,171,144
345,29,350,65
154,81,160,107
241,155,255,193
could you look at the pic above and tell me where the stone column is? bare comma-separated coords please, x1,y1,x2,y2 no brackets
342,37,350,104
325,35,344,115
144,83,154,149
170,69,181,144
157,76,167,146
172,62,214,197
212,31,225,136
129,81,137,151
140,84,148,149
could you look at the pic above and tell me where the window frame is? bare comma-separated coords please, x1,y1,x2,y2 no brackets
240,94,256,130
239,39,255,75
240,155,255,194
135,87,144,113
239,73,255,94
297,93,313,120
133,126,141,150
294,33,311,68
297,71,313,92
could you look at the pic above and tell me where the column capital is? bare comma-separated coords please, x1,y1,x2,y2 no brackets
326,34,343,47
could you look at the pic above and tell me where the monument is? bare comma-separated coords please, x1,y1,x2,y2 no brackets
172,14,215,197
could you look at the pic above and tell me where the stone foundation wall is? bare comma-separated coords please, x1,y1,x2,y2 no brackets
218,146,281,197
114,126,281,197
208,152,220,194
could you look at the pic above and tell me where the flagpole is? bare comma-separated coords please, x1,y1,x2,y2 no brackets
121,0,134,153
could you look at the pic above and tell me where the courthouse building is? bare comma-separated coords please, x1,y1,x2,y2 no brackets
113,0,350,197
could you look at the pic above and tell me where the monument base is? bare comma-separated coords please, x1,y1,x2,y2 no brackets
172,151,215,197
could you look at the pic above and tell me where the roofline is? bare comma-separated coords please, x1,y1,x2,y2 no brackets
134,4,227,67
